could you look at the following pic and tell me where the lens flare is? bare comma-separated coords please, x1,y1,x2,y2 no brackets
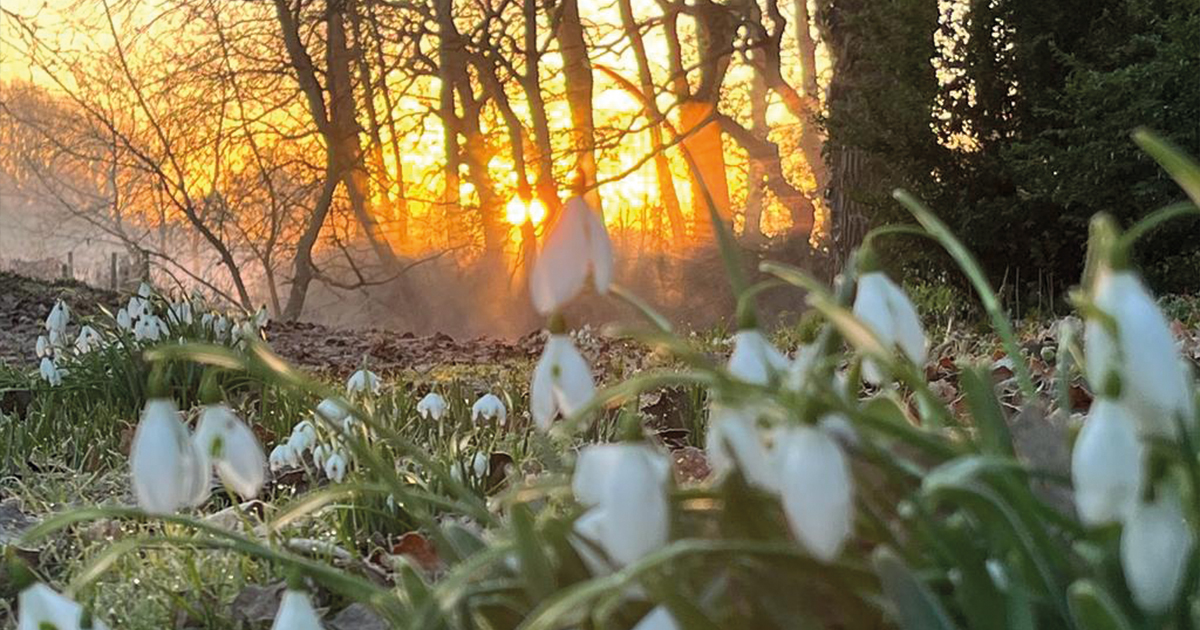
505,197,549,225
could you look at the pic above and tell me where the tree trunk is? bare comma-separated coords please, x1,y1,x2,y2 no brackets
617,0,686,245
556,0,602,213
743,71,768,244
523,0,560,220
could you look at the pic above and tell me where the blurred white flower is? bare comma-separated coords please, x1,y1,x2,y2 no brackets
39,357,62,387
1070,399,1144,526
706,405,777,492
127,295,149,321
472,394,508,426
346,369,381,395
776,424,854,562
169,300,193,325
271,589,322,630
531,334,595,430
472,452,490,478
137,281,153,298
1086,269,1193,438
45,300,69,334
852,271,927,384
133,315,164,342
572,443,670,567
315,398,350,423
1121,489,1193,613
312,443,329,466
269,443,297,471
254,305,270,328
288,420,317,454
35,335,50,358
727,329,789,386
116,307,133,331
193,405,266,499
632,606,680,630
74,325,103,354
416,392,448,421
324,451,347,482
18,583,109,630
130,399,211,514
529,196,613,314
213,315,231,342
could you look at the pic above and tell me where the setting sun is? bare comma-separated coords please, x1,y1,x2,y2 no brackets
505,197,548,226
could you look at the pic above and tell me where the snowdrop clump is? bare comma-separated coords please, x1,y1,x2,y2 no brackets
471,393,508,426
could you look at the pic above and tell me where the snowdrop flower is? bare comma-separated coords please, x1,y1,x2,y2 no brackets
127,295,149,321
39,357,62,387
727,328,789,386
74,325,103,354
1121,489,1193,613
168,300,193,325
18,583,109,630
1086,269,1193,438
193,405,266,499
271,589,323,630
269,443,297,471
572,443,670,567
137,281,153,298
116,308,133,331
632,606,680,630
311,443,330,466
254,305,270,328
776,423,854,562
346,368,381,395
315,398,350,423
324,451,347,482
531,334,595,430
133,315,163,342
36,335,50,358
706,405,777,491
416,392,448,421
130,399,211,514
288,420,317,454
472,452,490,478
472,394,508,426
45,300,69,335
1070,399,1144,526
213,315,230,342
529,196,613,314
852,271,927,384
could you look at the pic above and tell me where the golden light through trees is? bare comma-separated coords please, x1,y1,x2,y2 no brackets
1,0,831,329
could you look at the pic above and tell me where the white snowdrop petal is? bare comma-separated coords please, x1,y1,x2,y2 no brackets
582,200,615,294
706,406,777,492
727,329,788,386
530,200,591,314
778,426,854,562
271,590,323,630
1121,491,1193,613
1070,400,1144,526
195,405,266,499
632,606,681,630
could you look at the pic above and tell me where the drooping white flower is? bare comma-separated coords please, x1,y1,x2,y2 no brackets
269,443,298,471
472,452,490,478
346,369,381,395
74,325,103,354
17,583,109,630
1070,399,1144,526
529,196,614,314
36,335,50,358
130,399,211,514
39,357,62,387
324,451,347,482
572,443,670,566
133,315,164,342
315,398,350,423
116,308,133,331
706,405,777,492
416,393,448,421
1121,490,1193,613
632,606,680,630
311,443,329,466
531,334,596,431
271,589,323,630
168,300,193,326
288,420,317,454
193,405,266,499
1086,269,1193,438
254,305,270,328
213,315,231,342
137,281,153,298
45,300,70,335
777,424,854,562
852,271,927,384
727,329,789,386
127,295,149,321
472,394,508,426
